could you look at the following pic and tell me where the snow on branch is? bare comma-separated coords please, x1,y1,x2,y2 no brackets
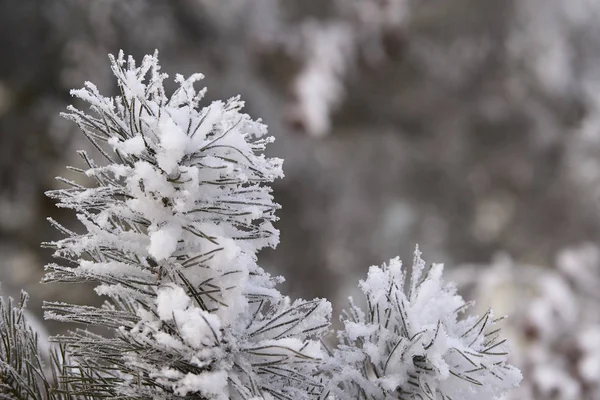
0,290,61,400
15,50,521,400
328,247,522,400
42,51,330,400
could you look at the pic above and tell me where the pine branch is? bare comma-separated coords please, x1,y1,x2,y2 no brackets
35,50,521,400
43,51,331,400
0,291,61,400
329,247,522,400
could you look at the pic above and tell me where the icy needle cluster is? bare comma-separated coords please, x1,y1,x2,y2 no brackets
42,51,331,399
0,291,55,400
331,248,522,400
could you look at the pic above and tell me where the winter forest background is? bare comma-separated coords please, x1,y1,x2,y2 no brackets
0,1,599,399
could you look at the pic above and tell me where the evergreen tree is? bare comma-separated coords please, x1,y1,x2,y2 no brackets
0,51,520,400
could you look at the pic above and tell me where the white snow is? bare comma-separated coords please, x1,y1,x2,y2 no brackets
334,248,521,400
578,326,600,382
148,222,182,261
176,308,222,348
50,50,522,400
174,370,228,399
156,116,189,175
156,285,190,321
292,23,353,136
532,365,580,400
108,135,145,155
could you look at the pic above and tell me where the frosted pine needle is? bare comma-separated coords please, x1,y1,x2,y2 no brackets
330,247,522,400
43,51,331,400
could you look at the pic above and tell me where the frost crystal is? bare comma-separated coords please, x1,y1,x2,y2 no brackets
331,247,521,400
43,51,331,399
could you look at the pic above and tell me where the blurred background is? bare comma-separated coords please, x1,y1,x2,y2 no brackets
1,1,599,399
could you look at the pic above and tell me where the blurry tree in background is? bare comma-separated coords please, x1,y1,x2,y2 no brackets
453,243,600,399
1,1,600,398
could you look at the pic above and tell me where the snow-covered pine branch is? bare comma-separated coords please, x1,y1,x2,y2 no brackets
0,290,60,400
328,247,522,400
22,50,521,400
42,51,331,400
